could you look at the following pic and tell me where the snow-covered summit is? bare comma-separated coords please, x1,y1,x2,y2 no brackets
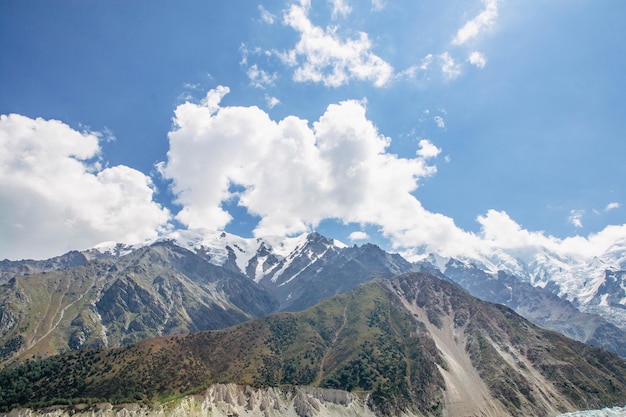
416,240,626,330
88,228,625,330
89,228,347,284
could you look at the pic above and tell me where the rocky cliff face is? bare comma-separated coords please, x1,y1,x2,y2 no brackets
2,384,377,417
5,386,625,417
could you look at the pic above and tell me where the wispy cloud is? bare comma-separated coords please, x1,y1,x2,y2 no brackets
439,52,462,80
258,5,276,24
265,94,280,109
605,202,621,211
329,0,351,18
247,64,278,88
568,209,585,228
371,0,386,11
452,0,499,45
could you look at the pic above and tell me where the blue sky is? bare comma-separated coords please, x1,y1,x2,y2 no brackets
1,0,625,260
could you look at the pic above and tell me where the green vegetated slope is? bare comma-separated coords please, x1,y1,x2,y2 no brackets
2,272,626,417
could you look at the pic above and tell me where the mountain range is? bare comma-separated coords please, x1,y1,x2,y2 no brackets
2,272,626,417
1,229,625,367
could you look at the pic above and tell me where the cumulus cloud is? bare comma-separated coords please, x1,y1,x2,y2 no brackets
452,0,499,45
475,209,626,262
160,87,626,265
349,231,369,241
416,139,441,158
468,51,487,68
162,86,626,263
281,1,393,87
160,86,440,242
568,209,585,228
477,210,554,252
434,116,445,129
0,114,170,260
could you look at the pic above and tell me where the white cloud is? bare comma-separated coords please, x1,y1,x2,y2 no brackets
281,1,393,87
0,114,170,260
396,67,415,80
259,5,276,24
434,116,445,129
349,231,369,241
396,54,433,81
452,0,499,45
605,202,621,211
474,209,626,262
439,52,462,80
568,209,585,228
421,54,434,71
265,94,281,109
477,210,553,251
329,0,351,18
161,88,626,266
160,86,440,240
182,82,203,91
416,139,441,158
468,51,487,68
371,0,386,11
239,44,264,67
247,64,278,88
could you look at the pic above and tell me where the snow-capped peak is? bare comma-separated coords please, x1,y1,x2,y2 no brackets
85,241,139,259
157,228,262,269
86,228,625,329
415,253,450,273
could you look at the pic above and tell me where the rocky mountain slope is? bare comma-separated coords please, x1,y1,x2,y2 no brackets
146,229,626,338
2,229,626,364
419,238,626,333
0,241,276,365
148,230,415,311
0,231,418,365
0,251,89,284
2,273,626,416
431,259,626,357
